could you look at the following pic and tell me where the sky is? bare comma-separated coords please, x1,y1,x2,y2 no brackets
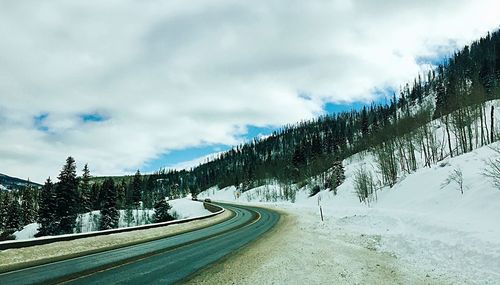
1,0,500,182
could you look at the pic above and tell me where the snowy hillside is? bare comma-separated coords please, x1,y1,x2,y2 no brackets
199,142,500,284
14,198,210,240
0,173,41,190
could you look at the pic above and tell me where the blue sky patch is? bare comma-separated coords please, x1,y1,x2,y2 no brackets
34,113,49,132
81,113,108,123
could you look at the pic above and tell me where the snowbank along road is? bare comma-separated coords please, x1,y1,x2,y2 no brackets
0,203,280,285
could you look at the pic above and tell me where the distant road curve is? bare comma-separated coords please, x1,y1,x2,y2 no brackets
0,203,280,285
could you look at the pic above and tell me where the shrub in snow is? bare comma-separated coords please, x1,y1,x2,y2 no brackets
441,167,465,195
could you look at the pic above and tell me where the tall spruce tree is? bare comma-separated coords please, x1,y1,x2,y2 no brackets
80,164,92,214
55,156,79,234
0,192,9,230
124,206,134,227
131,170,143,226
116,179,126,209
6,198,21,231
37,177,57,236
90,183,101,210
99,178,119,230
21,185,36,226
131,170,142,209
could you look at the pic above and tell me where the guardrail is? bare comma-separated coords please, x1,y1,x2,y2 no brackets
203,201,222,213
0,202,224,250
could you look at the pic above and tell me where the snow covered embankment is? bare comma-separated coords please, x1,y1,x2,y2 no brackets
14,198,210,240
198,142,500,284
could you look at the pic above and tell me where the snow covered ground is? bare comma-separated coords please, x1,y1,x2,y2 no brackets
14,197,210,240
198,142,500,284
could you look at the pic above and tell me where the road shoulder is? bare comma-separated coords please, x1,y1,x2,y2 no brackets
186,205,450,285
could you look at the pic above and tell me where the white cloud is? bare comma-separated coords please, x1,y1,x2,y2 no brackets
0,0,499,181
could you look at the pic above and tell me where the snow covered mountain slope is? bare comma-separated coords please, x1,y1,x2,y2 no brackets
199,142,500,284
0,173,41,190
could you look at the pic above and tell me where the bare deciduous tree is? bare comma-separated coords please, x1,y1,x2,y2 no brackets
483,146,500,190
353,166,377,205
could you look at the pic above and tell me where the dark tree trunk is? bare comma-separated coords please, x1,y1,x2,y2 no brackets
446,115,453,157
480,104,485,146
491,106,495,143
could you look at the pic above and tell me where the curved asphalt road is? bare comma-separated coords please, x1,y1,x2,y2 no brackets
0,203,280,285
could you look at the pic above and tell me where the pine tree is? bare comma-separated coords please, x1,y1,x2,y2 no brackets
291,143,307,181
0,192,9,230
90,183,101,210
124,206,134,227
132,171,144,226
55,156,79,234
21,184,37,226
6,198,21,231
292,144,306,167
80,164,92,214
76,164,92,233
361,106,369,137
116,179,126,209
37,177,57,236
143,175,156,209
99,178,119,230
131,170,142,209
311,134,322,159
327,161,346,193
153,198,174,223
